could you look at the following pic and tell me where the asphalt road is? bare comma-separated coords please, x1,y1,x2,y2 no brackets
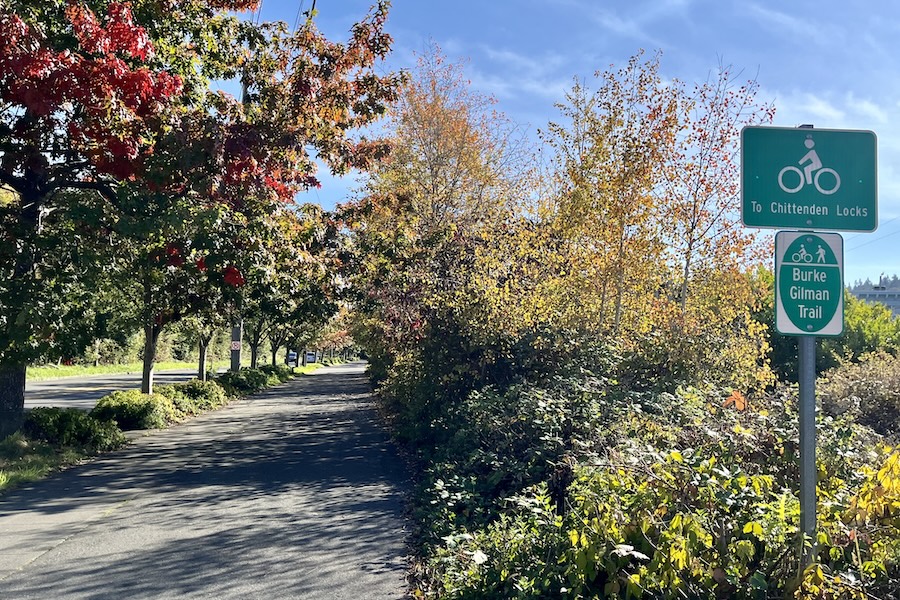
1,362,410,599
25,369,212,411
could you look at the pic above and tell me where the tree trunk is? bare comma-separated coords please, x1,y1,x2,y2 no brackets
198,334,211,382
141,322,162,394
679,240,695,321
0,364,26,439
251,345,259,370
613,225,627,335
1,186,39,438
271,344,278,366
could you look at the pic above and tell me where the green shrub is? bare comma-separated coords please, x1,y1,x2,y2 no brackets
89,389,178,430
22,408,125,452
215,368,274,396
153,384,192,418
172,379,229,410
819,352,900,439
258,364,294,383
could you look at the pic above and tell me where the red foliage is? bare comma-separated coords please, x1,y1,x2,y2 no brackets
223,265,245,287
0,3,182,182
164,243,185,266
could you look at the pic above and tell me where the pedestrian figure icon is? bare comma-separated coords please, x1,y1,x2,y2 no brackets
815,245,827,263
778,135,841,195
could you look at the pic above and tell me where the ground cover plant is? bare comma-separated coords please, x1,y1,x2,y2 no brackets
375,337,900,599
0,408,127,494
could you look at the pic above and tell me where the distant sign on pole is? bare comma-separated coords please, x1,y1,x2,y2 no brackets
775,231,844,336
742,126,877,231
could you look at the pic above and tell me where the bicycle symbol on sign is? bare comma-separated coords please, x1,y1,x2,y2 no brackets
778,135,841,195
791,244,828,264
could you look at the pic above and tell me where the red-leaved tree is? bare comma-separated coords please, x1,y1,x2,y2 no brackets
0,2,183,435
0,0,403,433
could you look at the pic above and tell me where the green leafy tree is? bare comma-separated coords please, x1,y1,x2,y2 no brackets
0,2,186,435
0,0,402,432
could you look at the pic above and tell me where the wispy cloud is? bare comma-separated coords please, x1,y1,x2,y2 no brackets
590,10,664,46
772,90,895,130
741,2,842,46
853,97,888,124
771,91,845,126
472,46,572,101
480,46,566,74
545,0,689,47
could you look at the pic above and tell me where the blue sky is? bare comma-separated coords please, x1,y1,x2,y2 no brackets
246,0,900,285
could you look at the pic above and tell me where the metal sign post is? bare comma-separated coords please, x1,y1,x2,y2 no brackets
798,335,817,563
774,230,843,563
230,320,243,373
773,229,845,566
742,124,873,568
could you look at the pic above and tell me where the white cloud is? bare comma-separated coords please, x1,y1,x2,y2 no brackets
545,0,676,46
469,46,572,104
771,89,895,131
741,3,836,46
853,97,888,124
592,10,663,45
743,4,807,34
770,91,845,126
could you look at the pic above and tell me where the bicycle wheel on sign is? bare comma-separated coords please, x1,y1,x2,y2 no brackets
779,166,804,193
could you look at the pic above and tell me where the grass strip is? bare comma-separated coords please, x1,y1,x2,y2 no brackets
0,433,87,495
27,361,208,381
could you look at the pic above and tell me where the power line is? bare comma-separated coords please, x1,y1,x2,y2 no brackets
253,0,264,25
293,0,306,33
847,225,900,252
293,0,317,32
844,213,900,245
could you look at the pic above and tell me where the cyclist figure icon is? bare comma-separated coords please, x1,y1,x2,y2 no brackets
792,244,813,263
778,135,841,195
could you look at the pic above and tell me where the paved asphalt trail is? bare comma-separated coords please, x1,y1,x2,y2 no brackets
0,363,409,599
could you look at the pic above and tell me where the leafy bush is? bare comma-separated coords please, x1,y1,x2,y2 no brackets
154,384,195,418
22,407,125,452
89,389,178,430
257,364,294,383
215,368,274,396
819,352,900,439
381,333,899,599
173,379,229,410
413,379,900,599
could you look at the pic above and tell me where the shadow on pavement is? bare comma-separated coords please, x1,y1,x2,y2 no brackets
0,364,410,600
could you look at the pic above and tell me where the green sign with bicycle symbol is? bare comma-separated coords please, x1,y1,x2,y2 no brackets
775,231,843,336
742,126,877,231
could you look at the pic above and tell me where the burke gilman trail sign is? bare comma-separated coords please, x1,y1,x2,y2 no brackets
775,231,844,337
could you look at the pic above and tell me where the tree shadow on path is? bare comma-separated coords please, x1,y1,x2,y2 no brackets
1,363,411,600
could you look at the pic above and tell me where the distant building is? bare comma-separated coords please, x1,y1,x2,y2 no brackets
850,276,900,316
